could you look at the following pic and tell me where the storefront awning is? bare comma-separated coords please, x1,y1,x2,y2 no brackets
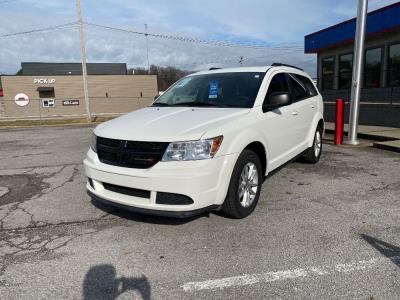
36,86,54,92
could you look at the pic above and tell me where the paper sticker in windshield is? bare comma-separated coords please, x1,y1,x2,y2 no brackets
175,77,192,88
208,80,218,99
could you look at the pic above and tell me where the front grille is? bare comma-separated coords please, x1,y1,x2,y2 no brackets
97,137,169,169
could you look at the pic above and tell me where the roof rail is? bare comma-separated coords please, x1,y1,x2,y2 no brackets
209,67,221,70
271,63,303,71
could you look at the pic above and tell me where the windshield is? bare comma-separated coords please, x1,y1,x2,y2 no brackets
153,72,265,108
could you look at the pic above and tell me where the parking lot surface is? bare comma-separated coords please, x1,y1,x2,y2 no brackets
0,126,399,299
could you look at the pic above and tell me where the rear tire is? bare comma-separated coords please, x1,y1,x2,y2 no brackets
221,150,262,219
303,126,322,164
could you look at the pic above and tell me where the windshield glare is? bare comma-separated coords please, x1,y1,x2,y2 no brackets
153,72,265,108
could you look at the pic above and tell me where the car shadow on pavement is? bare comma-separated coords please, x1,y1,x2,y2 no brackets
361,234,400,268
91,198,212,225
83,264,150,300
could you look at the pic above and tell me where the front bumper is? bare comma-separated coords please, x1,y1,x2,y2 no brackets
84,149,238,215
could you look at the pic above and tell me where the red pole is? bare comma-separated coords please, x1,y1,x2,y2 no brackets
334,99,345,145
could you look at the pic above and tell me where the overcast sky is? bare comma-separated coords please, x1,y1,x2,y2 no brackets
0,0,397,76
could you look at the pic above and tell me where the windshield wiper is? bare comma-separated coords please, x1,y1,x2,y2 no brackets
152,102,172,107
171,101,223,107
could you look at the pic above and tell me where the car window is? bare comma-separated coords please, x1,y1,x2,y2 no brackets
287,74,308,102
264,73,289,105
292,74,318,97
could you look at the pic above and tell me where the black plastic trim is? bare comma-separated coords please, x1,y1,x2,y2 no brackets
156,192,194,205
103,182,151,199
87,190,219,218
88,178,94,189
271,62,304,71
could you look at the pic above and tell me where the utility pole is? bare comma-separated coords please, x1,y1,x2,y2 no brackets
345,0,368,145
145,24,150,74
76,0,91,122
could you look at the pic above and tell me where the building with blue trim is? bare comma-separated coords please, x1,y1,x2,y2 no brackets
305,2,400,127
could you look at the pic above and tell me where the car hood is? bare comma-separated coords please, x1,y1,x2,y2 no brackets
95,106,250,141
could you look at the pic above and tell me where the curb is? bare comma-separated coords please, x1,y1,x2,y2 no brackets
325,129,396,142
372,141,400,153
0,122,102,130
325,128,400,153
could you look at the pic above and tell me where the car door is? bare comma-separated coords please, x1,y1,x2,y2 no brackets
286,73,315,150
259,72,299,169
296,74,320,135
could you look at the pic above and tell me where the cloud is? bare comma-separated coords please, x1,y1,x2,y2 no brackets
0,0,398,76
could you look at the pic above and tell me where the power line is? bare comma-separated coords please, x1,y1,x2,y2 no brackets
0,22,77,38
0,20,303,52
171,52,302,69
0,20,305,72
85,22,303,51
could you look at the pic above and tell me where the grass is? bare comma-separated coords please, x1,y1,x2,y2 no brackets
0,116,116,128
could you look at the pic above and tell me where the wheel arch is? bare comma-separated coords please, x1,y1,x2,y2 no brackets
243,141,267,177
222,127,269,176
307,114,324,147
318,118,325,134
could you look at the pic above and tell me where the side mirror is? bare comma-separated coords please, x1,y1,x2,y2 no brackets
263,92,291,112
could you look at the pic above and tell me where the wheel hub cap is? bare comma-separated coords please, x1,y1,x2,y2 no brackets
238,162,259,208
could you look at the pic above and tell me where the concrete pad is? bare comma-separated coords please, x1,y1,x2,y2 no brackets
1,126,400,299
326,122,400,141
0,187,10,198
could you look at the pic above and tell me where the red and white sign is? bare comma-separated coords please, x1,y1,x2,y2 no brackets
14,93,30,107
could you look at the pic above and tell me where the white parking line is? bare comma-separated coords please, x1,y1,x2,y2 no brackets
182,256,400,292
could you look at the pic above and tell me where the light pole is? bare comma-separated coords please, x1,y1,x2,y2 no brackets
145,24,150,74
345,0,368,145
76,0,91,122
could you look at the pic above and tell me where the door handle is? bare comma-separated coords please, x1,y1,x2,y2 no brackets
311,104,315,108
291,111,299,116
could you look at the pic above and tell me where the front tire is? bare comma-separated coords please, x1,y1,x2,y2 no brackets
303,126,322,163
221,150,262,219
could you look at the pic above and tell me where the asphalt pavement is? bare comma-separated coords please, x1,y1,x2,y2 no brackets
0,126,399,299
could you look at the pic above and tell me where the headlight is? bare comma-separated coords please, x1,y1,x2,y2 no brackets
91,133,97,153
162,136,223,161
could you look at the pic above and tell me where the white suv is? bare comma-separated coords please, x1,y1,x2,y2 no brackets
84,64,324,219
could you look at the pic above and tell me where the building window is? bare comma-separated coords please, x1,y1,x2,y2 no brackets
388,43,400,87
42,99,55,108
321,57,335,90
339,53,353,89
364,47,382,88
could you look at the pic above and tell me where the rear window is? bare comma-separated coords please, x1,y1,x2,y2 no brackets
291,74,318,97
288,74,308,102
